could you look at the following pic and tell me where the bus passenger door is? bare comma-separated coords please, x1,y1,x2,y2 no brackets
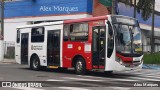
21,33,29,64
15,30,21,64
47,30,60,66
92,26,106,69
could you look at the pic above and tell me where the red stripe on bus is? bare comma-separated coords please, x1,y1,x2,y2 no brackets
64,16,108,24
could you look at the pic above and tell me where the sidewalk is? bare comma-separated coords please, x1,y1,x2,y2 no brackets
0,59,17,64
142,64,160,70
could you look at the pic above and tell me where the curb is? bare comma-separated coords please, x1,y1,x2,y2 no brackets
0,59,17,64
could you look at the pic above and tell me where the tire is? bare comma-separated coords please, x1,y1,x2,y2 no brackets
30,56,41,71
74,57,86,75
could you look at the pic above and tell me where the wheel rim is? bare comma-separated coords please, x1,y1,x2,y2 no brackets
33,58,39,69
76,61,83,72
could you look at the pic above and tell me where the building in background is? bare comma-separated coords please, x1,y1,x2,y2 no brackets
3,0,96,59
117,0,160,52
3,0,160,53
4,0,94,42
4,0,113,42
92,0,111,16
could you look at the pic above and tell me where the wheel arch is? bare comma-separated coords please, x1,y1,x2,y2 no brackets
30,53,40,65
71,55,86,68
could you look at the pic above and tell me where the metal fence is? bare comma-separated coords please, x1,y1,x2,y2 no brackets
3,41,15,59
143,45,160,53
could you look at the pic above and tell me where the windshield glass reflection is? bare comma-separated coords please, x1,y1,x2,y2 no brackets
113,23,142,54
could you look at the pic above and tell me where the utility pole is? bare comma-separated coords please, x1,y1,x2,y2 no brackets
0,0,4,61
151,0,155,53
112,0,115,15
133,0,136,18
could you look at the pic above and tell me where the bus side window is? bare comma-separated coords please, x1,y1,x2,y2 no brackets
107,22,114,58
16,30,20,43
63,24,70,41
70,23,88,41
31,27,44,42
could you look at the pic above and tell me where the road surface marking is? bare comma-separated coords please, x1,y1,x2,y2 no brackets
58,87,90,90
77,75,138,81
63,77,104,81
77,75,105,79
109,87,131,90
141,73,160,76
46,79,67,81
137,74,160,79
12,87,44,90
132,71,160,75
127,77,160,81
111,78,138,81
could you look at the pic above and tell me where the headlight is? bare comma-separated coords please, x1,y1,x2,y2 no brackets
116,56,120,62
116,56,123,65
119,60,123,65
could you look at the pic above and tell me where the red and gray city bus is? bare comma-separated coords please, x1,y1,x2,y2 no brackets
15,15,143,74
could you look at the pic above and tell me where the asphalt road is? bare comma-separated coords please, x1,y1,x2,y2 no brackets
0,62,160,90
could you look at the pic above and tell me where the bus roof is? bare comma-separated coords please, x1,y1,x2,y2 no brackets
16,21,63,29
17,15,137,29
64,16,108,24
16,16,108,29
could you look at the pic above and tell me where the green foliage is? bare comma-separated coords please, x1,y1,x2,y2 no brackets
143,52,160,64
99,0,112,7
119,0,154,21
137,0,153,21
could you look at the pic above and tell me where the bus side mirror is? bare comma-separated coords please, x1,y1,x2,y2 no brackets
107,21,110,24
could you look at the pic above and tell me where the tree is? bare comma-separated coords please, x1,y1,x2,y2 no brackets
119,0,154,21
134,0,137,18
137,0,153,21
137,0,155,53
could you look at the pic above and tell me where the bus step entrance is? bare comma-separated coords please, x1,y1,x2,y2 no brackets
47,66,59,69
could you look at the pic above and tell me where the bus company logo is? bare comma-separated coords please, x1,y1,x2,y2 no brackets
2,82,11,87
31,45,34,50
31,45,43,50
93,21,104,25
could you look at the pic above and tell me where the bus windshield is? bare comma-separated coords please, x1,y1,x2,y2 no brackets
111,16,142,54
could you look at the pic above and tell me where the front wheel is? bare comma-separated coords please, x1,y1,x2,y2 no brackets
74,57,86,75
30,56,41,71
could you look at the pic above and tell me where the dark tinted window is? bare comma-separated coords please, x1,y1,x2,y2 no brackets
31,27,44,42
70,23,88,41
63,25,70,41
107,22,114,58
16,30,20,43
